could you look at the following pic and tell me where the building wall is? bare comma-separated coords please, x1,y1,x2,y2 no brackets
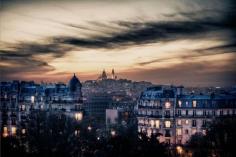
137,86,236,145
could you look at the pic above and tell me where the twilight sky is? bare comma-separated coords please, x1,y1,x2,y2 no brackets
0,0,236,86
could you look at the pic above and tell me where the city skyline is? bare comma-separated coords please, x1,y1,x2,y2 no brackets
1,0,236,86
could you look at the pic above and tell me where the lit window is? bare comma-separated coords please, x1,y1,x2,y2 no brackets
177,119,182,126
139,119,144,124
186,101,189,106
177,128,182,135
150,120,155,127
3,127,8,138
202,129,206,135
21,105,25,111
11,126,17,135
185,120,189,125
192,128,197,135
193,100,197,107
165,102,171,109
147,128,152,137
75,112,83,121
185,129,189,134
155,120,160,128
165,121,171,128
22,129,26,134
178,100,182,107
31,96,35,103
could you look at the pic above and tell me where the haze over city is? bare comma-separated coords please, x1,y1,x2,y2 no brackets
0,0,236,86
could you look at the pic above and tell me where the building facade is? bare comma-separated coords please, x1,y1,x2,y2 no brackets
137,85,236,144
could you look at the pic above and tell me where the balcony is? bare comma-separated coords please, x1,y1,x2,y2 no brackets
138,105,162,109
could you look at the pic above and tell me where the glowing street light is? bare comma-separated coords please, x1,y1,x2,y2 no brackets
176,146,183,154
111,130,116,136
22,129,26,135
88,126,92,131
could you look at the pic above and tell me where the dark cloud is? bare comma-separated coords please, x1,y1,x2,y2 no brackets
52,3,236,50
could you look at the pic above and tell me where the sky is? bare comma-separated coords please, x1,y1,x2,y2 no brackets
0,0,236,86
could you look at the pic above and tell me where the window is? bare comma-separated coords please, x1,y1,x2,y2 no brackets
193,100,197,107
185,120,189,125
186,101,189,107
155,120,160,128
192,120,196,127
220,110,223,116
165,130,171,137
202,120,207,127
186,110,189,116
150,120,155,127
147,129,152,137
165,121,171,128
165,111,170,117
177,128,182,135
177,119,182,126
202,129,206,135
177,110,182,116
192,128,197,135
185,129,189,134
165,102,171,109
75,112,83,121
178,100,182,107
203,110,206,116
213,110,216,116
193,110,196,116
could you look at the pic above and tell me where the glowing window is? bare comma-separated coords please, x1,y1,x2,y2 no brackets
177,128,182,135
31,96,35,103
150,120,155,127
22,129,26,134
177,120,182,126
192,128,197,135
186,101,189,106
11,126,17,135
155,120,160,128
165,121,171,128
75,112,83,121
147,128,152,137
165,102,171,109
3,127,8,137
185,120,189,125
178,100,182,107
193,100,197,107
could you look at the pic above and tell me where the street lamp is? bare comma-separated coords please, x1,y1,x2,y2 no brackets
88,126,92,131
111,130,116,136
176,146,183,155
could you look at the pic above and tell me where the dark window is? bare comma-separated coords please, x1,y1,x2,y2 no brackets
220,110,223,116
192,120,196,127
185,129,189,134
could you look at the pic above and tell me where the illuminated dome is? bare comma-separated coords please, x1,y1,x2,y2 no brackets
69,73,82,92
